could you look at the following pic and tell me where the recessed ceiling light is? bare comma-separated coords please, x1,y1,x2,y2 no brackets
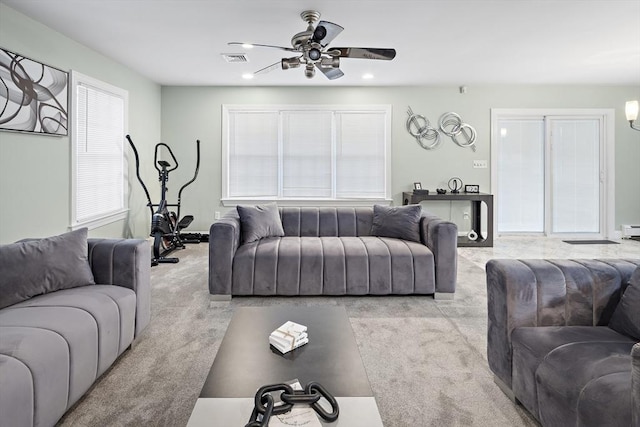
242,73,254,80
362,73,374,80
242,43,254,49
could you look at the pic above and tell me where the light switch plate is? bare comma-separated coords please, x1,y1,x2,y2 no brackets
473,160,488,168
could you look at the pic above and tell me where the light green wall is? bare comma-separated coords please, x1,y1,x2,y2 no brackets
161,85,640,235
0,4,161,244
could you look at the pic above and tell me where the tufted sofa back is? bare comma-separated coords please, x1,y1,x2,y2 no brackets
279,207,375,237
487,259,639,330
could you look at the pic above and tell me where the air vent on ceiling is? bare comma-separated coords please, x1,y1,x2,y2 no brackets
222,53,249,63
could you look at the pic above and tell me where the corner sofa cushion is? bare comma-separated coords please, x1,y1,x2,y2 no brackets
0,228,95,309
609,266,640,340
237,203,285,244
510,326,635,419
536,340,635,427
370,204,421,242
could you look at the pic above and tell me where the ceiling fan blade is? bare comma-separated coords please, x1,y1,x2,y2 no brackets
315,64,344,80
228,42,297,53
254,61,282,75
332,48,396,60
312,21,344,47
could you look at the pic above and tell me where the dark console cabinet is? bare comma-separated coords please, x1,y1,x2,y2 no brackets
403,191,494,247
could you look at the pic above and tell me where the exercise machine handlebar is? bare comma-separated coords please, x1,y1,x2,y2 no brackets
154,143,179,175
125,135,154,217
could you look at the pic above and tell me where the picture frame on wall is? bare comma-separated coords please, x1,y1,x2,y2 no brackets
0,47,69,136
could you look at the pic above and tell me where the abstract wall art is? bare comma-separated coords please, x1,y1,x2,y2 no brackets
0,48,68,136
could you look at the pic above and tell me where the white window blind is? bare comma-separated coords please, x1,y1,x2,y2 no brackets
228,111,279,197
282,111,333,198
336,112,387,198
223,105,391,204
71,71,128,229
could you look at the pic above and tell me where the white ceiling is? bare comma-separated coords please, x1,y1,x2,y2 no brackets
3,0,640,86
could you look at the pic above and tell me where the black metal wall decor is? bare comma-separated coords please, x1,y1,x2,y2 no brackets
0,47,68,136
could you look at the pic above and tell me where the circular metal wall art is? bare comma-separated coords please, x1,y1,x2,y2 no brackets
438,112,477,151
406,106,441,150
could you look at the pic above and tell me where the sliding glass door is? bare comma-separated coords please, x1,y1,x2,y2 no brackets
548,118,601,234
496,119,545,233
493,111,608,238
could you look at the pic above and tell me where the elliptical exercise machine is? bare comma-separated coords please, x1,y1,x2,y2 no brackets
126,135,205,266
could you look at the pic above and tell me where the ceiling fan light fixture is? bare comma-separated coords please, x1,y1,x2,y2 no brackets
308,48,322,61
320,57,340,68
305,64,315,78
282,57,301,70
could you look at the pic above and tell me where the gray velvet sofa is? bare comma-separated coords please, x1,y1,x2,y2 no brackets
209,206,458,298
0,232,151,427
486,258,640,427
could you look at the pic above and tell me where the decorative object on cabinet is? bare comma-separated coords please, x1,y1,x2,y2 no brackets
464,184,480,193
448,177,463,194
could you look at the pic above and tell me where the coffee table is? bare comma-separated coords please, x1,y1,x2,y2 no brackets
187,305,383,426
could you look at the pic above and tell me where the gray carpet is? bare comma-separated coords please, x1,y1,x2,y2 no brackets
58,244,539,427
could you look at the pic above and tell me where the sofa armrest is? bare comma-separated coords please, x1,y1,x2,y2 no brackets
633,343,640,427
208,214,241,295
87,238,151,337
420,213,457,294
485,258,637,390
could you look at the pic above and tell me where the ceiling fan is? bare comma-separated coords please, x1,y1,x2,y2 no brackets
228,10,396,80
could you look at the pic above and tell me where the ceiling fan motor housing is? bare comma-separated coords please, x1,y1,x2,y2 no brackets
307,46,322,61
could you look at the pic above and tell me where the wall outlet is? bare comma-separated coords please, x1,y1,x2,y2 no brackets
473,160,488,168
214,211,220,220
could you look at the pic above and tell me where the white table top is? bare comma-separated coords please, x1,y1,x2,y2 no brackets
187,396,384,427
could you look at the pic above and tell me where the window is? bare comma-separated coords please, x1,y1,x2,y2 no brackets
222,105,391,205
70,71,128,229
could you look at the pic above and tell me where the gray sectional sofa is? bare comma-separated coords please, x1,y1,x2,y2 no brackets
209,205,458,298
0,229,151,427
486,258,640,427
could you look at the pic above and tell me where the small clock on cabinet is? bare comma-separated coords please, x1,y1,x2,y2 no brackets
464,185,480,193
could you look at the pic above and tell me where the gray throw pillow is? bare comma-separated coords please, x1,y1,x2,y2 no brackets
608,266,640,340
370,204,422,243
237,203,285,244
0,228,96,309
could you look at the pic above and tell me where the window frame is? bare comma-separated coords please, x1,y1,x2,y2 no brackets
70,70,129,230
221,104,392,207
